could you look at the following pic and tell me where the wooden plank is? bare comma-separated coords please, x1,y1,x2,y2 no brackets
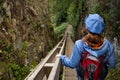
34,68,45,80
57,47,62,49
48,39,66,80
44,67,52,78
47,57,61,80
62,28,77,80
25,37,66,80
44,63,54,67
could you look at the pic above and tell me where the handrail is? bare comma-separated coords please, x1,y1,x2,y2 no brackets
48,36,66,80
25,36,66,80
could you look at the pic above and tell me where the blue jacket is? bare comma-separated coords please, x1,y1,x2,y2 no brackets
60,38,116,78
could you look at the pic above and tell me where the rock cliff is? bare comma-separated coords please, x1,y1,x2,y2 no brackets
0,0,54,79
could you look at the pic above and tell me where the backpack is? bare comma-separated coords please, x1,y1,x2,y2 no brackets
81,52,105,80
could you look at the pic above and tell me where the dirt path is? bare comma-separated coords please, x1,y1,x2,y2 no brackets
62,25,77,80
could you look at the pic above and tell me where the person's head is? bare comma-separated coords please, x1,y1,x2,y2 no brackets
83,14,105,48
85,14,105,34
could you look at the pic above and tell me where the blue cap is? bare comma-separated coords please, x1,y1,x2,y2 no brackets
85,14,105,34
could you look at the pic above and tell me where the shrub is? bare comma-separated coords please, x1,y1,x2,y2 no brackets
54,22,68,40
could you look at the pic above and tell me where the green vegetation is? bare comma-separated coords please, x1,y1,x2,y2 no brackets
106,69,120,80
0,0,119,79
8,63,31,80
54,22,68,40
49,0,84,41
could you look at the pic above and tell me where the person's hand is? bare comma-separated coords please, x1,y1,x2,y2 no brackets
56,54,61,58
